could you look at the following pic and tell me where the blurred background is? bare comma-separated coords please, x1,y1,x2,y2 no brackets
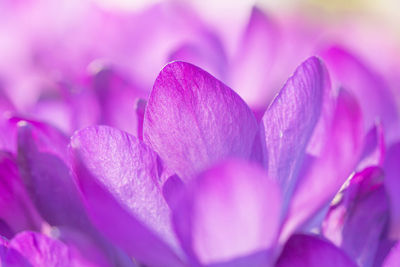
0,0,399,140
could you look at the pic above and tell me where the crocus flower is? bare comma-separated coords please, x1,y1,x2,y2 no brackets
67,57,364,266
0,1,399,266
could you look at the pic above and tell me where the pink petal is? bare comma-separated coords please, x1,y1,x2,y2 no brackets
173,160,281,266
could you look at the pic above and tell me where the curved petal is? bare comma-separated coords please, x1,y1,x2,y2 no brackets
357,122,385,170
383,142,400,239
230,7,280,109
172,160,281,266
383,242,400,267
89,67,146,136
0,151,42,237
70,126,183,267
261,56,329,206
17,121,89,230
275,234,358,267
143,61,259,181
281,89,363,240
322,167,389,267
320,46,400,143
5,231,76,266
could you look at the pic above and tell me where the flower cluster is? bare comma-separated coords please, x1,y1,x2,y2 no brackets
0,0,399,266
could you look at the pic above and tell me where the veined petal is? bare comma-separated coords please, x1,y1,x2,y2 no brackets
70,126,183,267
143,61,258,181
275,234,358,267
173,160,281,266
261,56,329,206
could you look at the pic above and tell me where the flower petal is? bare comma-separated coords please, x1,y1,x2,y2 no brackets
0,151,42,237
383,242,400,267
5,231,74,266
383,142,400,239
320,46,400,143
282,89,363,240
17,121,90,230
230,7,280,109
322,167,389,267
275,234,358,267
143,61,259,181
261,56,329,205
173,160,281,266
70,125,183,267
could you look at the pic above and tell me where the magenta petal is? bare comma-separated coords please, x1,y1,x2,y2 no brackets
5,231,75,266
383,142,400,239
282,89,363,240
70,126,183,267
322,167,389,267
383,242,400,267
275,234,358,267
261,57,329,204
143,61,259,181
173,160,281,266
0,151,42,237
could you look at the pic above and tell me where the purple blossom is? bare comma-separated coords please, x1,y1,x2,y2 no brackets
0,1,399,266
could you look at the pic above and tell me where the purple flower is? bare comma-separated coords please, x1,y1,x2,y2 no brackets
67,58,364,266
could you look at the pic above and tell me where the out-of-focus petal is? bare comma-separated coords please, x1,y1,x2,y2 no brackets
383,242,400,267
282,89,363,240
261,56,328,207
275,234,358,267
89,67,147,136
383,142,400,239
230,7,279,109
173,160,281,266
70,126,183,267
322,167,389,267
320,46,400,143
168,32,228,81
357,122,385,170
4,231,86,267
17,121,89,230
0,151,42,238
143,61,258,181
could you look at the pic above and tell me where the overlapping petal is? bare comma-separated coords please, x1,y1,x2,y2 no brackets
322,167,389,267
70,125,183,267
281,89,363,239
275,234,358,267
260,56,329,206
172,160,281,266
143,61,259,181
